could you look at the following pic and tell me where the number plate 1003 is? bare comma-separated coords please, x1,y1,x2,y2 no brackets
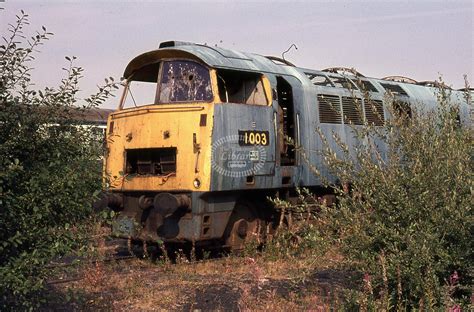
238,130,269,146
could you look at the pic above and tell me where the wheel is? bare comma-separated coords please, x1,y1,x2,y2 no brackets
224,200,265,251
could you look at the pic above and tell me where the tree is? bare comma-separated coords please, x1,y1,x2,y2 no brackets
0,11,117,310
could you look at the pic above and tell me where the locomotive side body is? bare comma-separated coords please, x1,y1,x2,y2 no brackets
103,41,471,248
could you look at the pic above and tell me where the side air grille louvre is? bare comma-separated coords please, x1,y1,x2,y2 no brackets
317,94,342,124
342,97,363,125
364,99,385,126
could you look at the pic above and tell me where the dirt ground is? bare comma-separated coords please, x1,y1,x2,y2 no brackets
44,243,356,311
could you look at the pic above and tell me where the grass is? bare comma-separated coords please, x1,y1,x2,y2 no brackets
43,230,355,311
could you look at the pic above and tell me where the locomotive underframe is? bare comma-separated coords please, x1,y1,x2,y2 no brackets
107,185,333,248
108,190,269,244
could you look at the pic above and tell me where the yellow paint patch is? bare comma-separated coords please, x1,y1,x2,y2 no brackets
105,103,214,192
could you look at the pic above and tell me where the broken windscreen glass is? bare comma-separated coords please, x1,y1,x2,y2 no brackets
159,60,213,103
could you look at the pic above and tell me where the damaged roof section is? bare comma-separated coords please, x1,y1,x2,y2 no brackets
124,41,295,79
124,40,467,104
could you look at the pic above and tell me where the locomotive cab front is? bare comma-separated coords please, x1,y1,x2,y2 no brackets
105,53,222,242
104,45,277,249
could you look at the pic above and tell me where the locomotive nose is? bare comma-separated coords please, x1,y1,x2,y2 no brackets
153,193,191,217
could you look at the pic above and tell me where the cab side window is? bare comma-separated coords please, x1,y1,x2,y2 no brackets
217,69,268,105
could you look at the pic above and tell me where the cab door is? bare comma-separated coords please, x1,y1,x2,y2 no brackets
276,76,296,166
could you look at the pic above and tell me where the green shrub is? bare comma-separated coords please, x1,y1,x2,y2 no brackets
265,190,331,260
0,11,117,310
311,86,473,309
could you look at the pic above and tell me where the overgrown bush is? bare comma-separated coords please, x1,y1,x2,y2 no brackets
309,86,473,309
0,11,117,310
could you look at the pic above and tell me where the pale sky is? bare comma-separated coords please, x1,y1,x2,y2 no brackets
1,0,473,109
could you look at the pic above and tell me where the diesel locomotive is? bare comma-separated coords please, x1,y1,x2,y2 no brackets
102,40,471,250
